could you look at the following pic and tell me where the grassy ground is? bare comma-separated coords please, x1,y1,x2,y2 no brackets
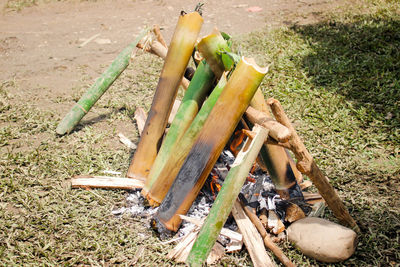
1,0,399,265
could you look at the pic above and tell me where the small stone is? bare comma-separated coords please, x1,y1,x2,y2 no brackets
287,217,357,262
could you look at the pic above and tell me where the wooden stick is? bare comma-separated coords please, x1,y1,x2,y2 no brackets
241,203,296,267
267,98,359,233
134,107,147,136
127,12,203,180
232,200,276,267
71,176,144,190
245,106,291,143
187,125,268,266
153,24,168,48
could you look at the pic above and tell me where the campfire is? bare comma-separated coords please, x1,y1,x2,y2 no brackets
62,5,359,266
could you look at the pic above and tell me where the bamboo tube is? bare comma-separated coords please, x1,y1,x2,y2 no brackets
187,125,268,266
248,90,301,198
241,204,296,267
142,61,215,196
197,30,232,77
154,57,268,231
127,12,203,180
55,28,150,135
145,75,227,206
267,98,359,232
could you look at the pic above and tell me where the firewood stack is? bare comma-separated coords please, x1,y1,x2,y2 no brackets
64,6,359,266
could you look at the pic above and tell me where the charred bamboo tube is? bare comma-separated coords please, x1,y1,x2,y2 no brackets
155,57,268,231
267,98,359,232
142,61,215,196
127,12,203,180
187,125,268,266
55,28,150,135
248,90,300,199
145,75,227,206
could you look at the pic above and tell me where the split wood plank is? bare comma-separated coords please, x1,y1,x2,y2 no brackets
241,203,296,267
232,200,276,267
71,176,144,189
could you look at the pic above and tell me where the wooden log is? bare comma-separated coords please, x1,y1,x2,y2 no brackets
187,125,268,266
232,200,276,267
55,28,150,135
241,204,296,267
127,11,203,180
71,175,144,190
267,98,359,233
142,61,215,197
154,57,268,232
245,106,290,143
145,75,227,206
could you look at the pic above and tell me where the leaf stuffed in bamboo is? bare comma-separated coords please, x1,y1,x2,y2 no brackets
154,57,268,232
126,11,203,180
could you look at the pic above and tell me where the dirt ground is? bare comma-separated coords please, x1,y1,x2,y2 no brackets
0,0,343,116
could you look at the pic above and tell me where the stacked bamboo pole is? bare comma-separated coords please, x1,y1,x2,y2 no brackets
127,11,203,181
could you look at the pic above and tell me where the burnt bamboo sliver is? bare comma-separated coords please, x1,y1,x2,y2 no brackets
126,11,203,181
154,57,268,232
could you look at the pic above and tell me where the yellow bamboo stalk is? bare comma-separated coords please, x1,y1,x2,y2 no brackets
126,11,203,181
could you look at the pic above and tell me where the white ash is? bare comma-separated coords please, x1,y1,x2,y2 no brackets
113,189,158,218
177,195,211,238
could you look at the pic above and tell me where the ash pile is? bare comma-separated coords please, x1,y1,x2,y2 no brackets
63,5,359,266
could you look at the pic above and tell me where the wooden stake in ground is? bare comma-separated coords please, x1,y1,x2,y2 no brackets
232,200,276,267
154,57,268,231
142,61,215,197
267,98,359,232
55,28,150,135
187,124,268,266
126,11,203,181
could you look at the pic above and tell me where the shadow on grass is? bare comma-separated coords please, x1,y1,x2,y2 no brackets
292,14,400,144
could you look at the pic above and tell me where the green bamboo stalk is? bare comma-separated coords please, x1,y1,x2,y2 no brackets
127,12,203,180
155,57,268,231
142,61,215,197
145,75,227,206
197,31,232,77
187,125,269,266
55,28,150,135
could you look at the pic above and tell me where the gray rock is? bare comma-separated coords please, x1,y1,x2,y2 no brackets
287,217,357,262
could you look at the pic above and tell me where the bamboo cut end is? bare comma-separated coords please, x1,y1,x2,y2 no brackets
242,57,269,74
